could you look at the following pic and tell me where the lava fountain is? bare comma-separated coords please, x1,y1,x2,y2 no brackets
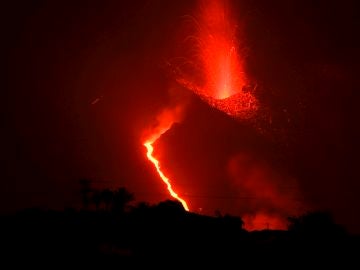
199,0,247,99
173,0,258,119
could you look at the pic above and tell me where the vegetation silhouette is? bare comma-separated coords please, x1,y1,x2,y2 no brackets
79,178,92,210
1,184,359,268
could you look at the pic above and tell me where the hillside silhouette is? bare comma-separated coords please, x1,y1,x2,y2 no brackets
1,184,359,268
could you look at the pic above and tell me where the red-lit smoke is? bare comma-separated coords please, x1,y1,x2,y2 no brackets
227,153,303,230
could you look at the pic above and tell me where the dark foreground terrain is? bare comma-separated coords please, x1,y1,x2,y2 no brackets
1,200,359,268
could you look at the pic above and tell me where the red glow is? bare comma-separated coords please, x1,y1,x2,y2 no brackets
227,153,302,230
243,213,288,231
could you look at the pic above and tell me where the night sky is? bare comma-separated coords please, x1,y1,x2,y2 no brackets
2,0,360,233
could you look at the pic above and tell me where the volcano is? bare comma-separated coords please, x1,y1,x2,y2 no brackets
150,91,302,230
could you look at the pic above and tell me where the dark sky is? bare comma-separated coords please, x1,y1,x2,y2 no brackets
2,0,360,233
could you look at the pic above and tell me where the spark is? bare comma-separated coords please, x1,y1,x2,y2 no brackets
91,98,100,105
91,95,103,105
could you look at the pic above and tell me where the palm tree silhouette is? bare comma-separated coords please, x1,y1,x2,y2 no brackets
112,187,134,213
91,190,102,210
101,188,114,211
79,178,92,210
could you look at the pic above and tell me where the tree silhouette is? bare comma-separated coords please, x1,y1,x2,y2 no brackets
112,187,135,213
156,199,186,215
288,211,346,238
79,178,92,210
222,214,244,230
101,189,114,211
91,190,102,210
134,201,151,211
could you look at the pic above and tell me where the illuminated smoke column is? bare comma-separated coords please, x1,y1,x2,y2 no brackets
174,0,258,119
143,104,189,211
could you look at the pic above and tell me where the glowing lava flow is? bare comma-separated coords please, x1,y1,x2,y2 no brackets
144,135,189,211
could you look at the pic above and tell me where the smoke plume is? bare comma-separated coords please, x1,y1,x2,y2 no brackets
228,152,303,230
